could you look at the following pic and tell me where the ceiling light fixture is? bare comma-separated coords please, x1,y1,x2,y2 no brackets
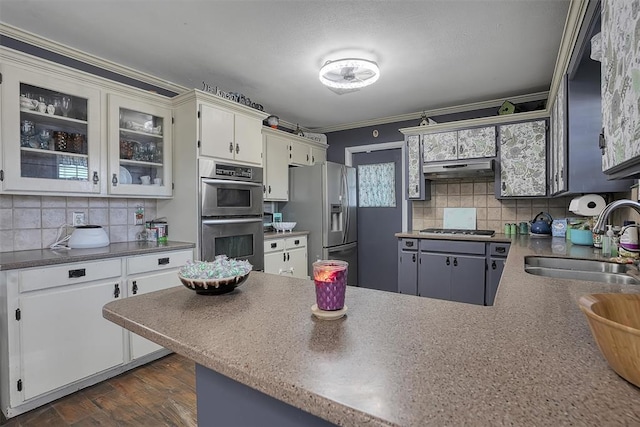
319,58,380,89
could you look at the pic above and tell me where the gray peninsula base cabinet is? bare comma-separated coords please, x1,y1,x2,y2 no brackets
398,238,510,306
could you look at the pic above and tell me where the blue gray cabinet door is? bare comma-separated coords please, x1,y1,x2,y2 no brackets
398,240,418,295
449,255,486,305
486,256,506,306
418,253,451,301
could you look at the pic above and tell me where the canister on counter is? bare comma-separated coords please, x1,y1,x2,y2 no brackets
509,223,517,235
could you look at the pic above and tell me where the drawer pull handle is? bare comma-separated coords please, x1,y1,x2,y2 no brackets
405,241,414,247
496,247,506,254
158,257,170,265
294,239,300,245
271,243,277,248
68,268,86,278
283,253,286,262
132,281,138,295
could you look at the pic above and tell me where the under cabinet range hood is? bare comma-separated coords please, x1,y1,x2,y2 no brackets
423,159,495,180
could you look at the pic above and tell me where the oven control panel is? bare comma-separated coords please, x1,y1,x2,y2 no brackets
215,163,253,180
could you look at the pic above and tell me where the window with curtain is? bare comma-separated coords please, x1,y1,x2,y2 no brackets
357,162,396,207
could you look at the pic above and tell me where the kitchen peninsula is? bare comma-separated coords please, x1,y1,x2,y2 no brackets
103,236,640,426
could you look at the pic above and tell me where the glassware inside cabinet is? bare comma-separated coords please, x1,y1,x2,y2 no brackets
118,107,164,186
19,83,90,181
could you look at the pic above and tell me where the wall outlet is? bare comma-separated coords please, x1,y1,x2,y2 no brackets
72,212,85,226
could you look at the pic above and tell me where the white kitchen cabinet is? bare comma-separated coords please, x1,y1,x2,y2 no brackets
264,235,308,278
0,63,102,194
498,120,547,197
423,126,495,162
0,248,193,419
3,258,123,409
310,144,326,165
600,0,640,178
287,133,328,166
262,132,289,201
19,280,124,400
126,249,192,360
108,94,173,197
200,102,263,165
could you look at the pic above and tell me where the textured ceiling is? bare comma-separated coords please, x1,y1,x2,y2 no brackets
0,0,571,130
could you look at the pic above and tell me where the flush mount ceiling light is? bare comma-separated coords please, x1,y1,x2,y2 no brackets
319,58,380,90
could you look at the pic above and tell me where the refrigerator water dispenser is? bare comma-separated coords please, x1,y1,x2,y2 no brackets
331,205,343,232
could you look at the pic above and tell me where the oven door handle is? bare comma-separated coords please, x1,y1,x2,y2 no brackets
201,178,263,188
202,218,263,225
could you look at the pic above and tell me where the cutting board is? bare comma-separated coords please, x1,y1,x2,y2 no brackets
443,208,477,230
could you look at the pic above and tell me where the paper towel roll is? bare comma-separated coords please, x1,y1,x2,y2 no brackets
569,194,606,216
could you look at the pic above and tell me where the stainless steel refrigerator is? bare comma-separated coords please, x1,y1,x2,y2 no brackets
281,161,358,285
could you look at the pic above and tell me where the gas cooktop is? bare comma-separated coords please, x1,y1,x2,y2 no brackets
419,228,495,237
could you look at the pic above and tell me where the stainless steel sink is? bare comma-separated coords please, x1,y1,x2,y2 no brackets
524,256,640,285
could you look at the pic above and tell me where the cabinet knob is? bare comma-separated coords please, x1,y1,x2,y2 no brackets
306,154,309,162
452,146,456,155
114,283,120,298
92,171,99,184
294,239,300,245
459,145,464,153
263,185,266,193
271,242,277,248
502,182,506,191
453,258,458,267
412,253,416,262
598,129,606,154
132,280,138,295
229,142,234,153
492,261,497,270
283,253,286,262
287,253,290,261
496,247,506,254
268,185,272,194
112,173,118,186
236,143,240,154
446,257,450,266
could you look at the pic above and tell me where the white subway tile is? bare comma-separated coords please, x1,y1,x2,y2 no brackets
0,230,14,252
0,195,12,209
0,209,13,230
89,198,109,208
109,225,128,243
89,209,109,226
66,197,89,208
109,208,128,225
42,196,66,208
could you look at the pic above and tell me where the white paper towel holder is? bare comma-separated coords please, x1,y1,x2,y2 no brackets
569,194,606,217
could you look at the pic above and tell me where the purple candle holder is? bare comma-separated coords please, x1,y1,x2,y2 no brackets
313,260,348,311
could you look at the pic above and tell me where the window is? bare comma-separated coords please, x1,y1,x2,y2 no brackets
357,162,396,207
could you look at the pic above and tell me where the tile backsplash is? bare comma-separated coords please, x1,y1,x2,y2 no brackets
411,179,573,232
0,195,157,252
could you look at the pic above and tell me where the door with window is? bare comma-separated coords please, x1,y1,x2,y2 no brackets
352,148,402,292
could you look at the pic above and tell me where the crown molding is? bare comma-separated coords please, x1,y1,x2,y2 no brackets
0,22,188,95
311,91,548,134
547,0,589,108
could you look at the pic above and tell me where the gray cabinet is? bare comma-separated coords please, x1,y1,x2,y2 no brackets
497,120,547,197
397,238,418,294
417,239,486,305
485,243,510,306
600,0,640,179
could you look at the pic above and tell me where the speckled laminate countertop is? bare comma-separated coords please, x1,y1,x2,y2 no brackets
103,234,640,426
0,241,195,270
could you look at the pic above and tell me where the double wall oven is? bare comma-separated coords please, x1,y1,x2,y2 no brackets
199,159,264,271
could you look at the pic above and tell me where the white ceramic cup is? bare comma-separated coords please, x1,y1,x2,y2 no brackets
140,175,151,185
153,178,162,186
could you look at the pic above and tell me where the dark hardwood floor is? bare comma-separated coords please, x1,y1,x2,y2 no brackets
1,354,197,427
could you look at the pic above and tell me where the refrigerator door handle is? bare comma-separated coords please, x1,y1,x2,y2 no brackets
342,167,349,245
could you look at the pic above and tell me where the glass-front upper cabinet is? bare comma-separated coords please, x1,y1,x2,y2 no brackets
107,94,172,197
1,64,101,193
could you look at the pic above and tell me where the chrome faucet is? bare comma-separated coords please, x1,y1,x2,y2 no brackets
593,199,640,234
